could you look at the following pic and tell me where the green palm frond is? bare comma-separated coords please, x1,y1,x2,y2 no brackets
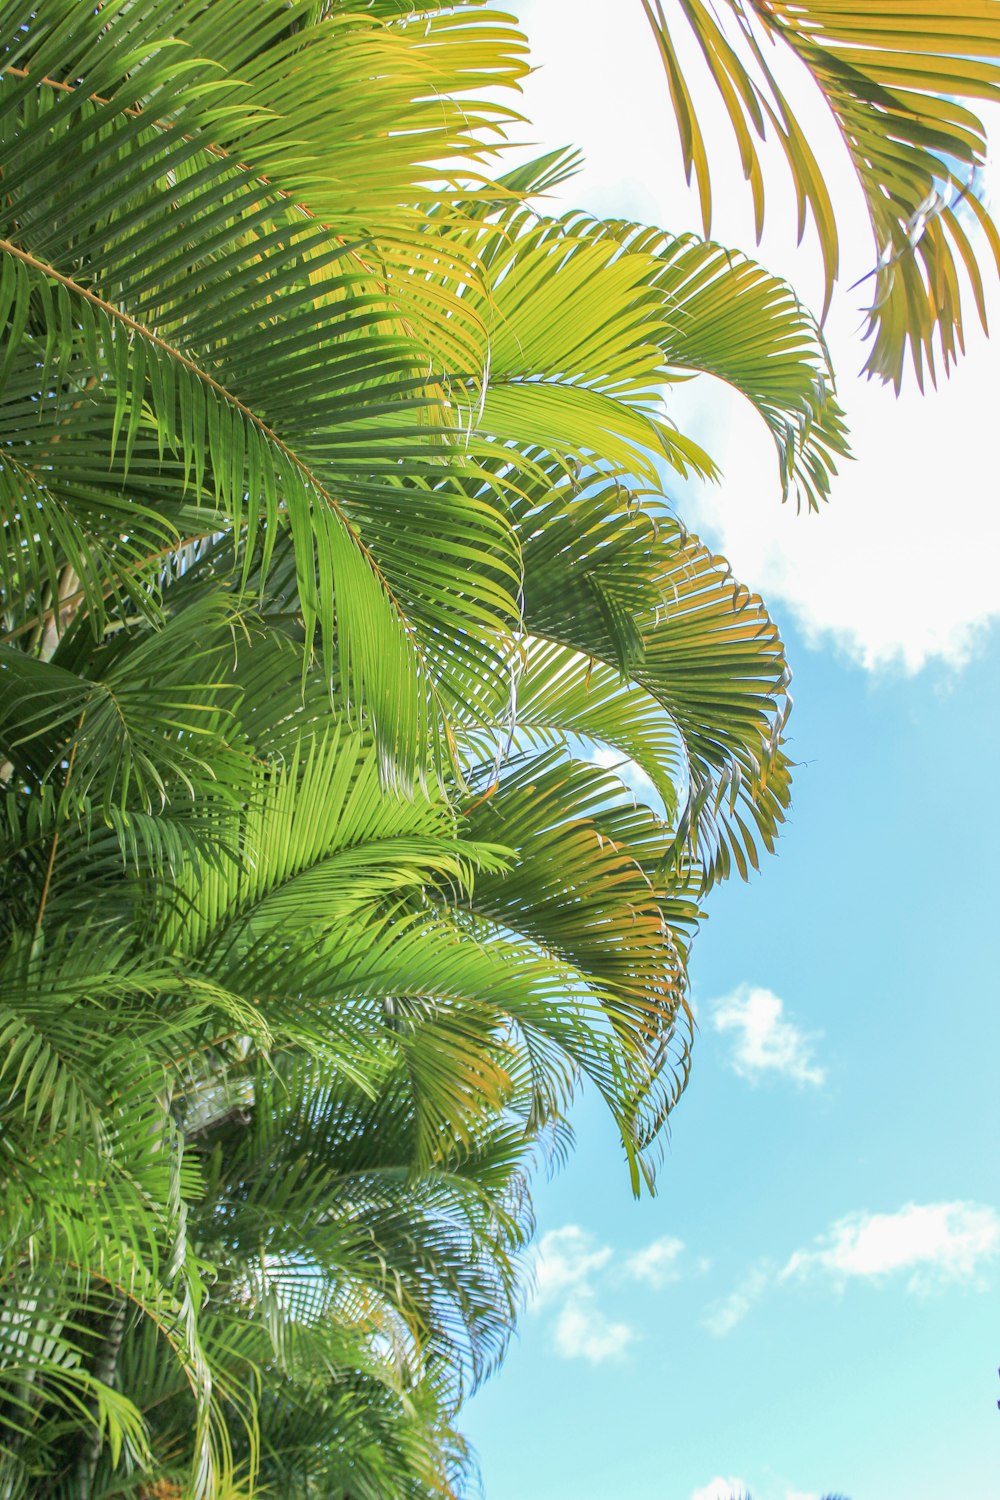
458,633,684,818
463,753,700,1185
513,468,791,887
0,0,529,228
0,0,528,781
197,1057,529,1384
152,726,506,958
643,0,1000,386
0,0,893,1491
0,598,251,812
453,206,718,483
621,222,849,508
520,211,850,509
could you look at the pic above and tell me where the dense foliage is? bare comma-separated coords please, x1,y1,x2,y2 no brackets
1,2,997,1496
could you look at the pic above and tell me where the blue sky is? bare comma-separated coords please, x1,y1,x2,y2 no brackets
465,6,1000,1498
467,616,1000,1500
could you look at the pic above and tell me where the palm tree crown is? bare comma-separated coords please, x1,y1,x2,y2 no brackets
0,2,992,1496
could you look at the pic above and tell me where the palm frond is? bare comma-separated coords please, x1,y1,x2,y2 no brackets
643,0,1000,386
514,468,791,887
0,2,833,1491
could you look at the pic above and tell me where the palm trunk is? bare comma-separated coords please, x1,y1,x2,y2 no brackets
74,1297,127,1500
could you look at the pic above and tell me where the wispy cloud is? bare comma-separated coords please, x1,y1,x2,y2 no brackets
705,1201,1000,1337
782,1201,1000,1293
530,1225,613,1309
690,1477,747,1500
703,1263,771,1337
710,985,825,1086
623,1234,685,1288
530,1225,690,1361
530,1226,633,1362
690,1479,820,1500
552,1291,636,1364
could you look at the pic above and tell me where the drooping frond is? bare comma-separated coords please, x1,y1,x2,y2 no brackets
586,219,851,509
643,0,1000,387
0,0,528,781
0,2,845,1493
511,464,791,887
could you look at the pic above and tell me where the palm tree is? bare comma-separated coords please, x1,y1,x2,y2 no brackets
0,2,993,1496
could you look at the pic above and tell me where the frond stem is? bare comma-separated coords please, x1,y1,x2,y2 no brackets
0,533,221,646
34,713,83,934
0,239,442,704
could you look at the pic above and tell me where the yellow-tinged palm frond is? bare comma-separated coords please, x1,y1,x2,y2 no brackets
580,218,851,508
511,465,791,888
643,0,1000,387
0,0,527,784
0,3,825,1492
448,206,719,483
462,753,700,1187
1,0,529,230
433,204,848,507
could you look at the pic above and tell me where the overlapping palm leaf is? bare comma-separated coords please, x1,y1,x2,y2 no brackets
508,463,791,888
642,0,1000,386
0,0,529,782
0,575,703,1492
4,0,990,1494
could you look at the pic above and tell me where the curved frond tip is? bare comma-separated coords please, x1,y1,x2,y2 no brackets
643,0,1000,388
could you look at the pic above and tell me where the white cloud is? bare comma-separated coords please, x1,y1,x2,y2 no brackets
530,1225,639,1360
589,745,659,802
623,1234,685,1288
689,1480,818,1500
690,1477,748,1500
552,1291,636,1364
680,362,1000,675
530,1225,612,1308
705,1201,1000,1338
783,1202,1000,1293
509,2,1000,675
702,1263,771,1337
710,985,825,1087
